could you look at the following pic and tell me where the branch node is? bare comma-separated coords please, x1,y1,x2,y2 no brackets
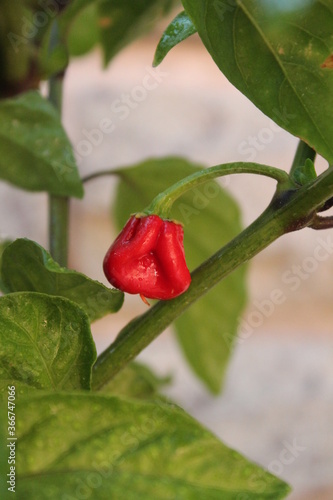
309,214,333,230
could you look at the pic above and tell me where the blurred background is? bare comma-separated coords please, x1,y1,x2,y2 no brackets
0,16,333,500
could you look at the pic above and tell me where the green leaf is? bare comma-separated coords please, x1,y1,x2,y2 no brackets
58,0,178,64
1,239,124,322
181,0,333,163
0,292,96,391
292,158,317,186
0,238,12,293
114,157,247,393
39,42,69,80
45,1,99,63
67,3,100,57
153,10,197,66
99,361,171,399
15,392,290,499
0,91,83,198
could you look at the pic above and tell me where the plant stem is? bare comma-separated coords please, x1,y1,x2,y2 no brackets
48,196,69,266
309,214,333,229
92,164,333,390
47,21,69,266
81,169,122,183
144,162,290,218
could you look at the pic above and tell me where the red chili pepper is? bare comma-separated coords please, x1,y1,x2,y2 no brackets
103,215,191,300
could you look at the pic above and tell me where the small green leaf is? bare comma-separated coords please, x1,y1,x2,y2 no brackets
0,292,96,391
0,91,83,198
67,3,100,57
174,279,245,394
99,361,171,399
47,1,99,63
1,238,124,322
292,158,317,186
182,0,333,163
153,10,197,67
113,157,247,393
57,0,96,42
39,42,69,79
14,392,290,499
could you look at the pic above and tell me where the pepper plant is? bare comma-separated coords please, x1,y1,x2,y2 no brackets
0,0,332,498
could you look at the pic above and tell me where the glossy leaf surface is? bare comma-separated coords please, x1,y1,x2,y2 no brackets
0,292,96,392
1,239,124,322
14,393,290,499
153,10,197,66
0,91,83,197
182,0,333,162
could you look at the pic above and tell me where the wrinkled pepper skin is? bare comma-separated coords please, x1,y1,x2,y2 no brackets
103,215,191,300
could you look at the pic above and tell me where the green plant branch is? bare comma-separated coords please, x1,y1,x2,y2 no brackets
48,196,69,266
47,20,69,266
81,169,123,183
142,162,291,218
309,214,333,229
92,161,333,390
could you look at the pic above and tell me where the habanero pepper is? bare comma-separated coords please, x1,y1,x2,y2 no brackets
103,214,191,300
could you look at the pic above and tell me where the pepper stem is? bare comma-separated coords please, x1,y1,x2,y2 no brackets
142,162,291,219
47,20,69,266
